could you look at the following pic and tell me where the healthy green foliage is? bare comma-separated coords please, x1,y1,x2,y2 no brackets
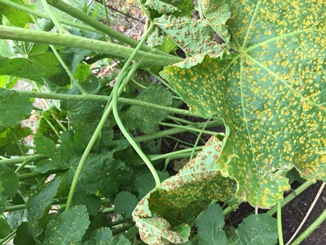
86,227,131,245
228,214,278,244
114,191,139,219
195,204,228,244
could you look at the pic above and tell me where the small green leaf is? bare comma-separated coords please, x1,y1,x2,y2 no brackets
34,132,79,173
75,154,132,197
34,134,58,161
229,214,277,245
121,83,172,134
14,222,35,245
0,216,12,238
135,171,170,199
0,52,64,84
27,177,61,240
195,204,228,245
88,227,131,245
43,205,90,245
72,191,101,216
64,99,104,149
0,125,31,156
114,191,139,219
0,165,19,213
0,88,33,127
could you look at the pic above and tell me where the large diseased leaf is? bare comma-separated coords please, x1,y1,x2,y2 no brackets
133,136,238,244
161,0,326,207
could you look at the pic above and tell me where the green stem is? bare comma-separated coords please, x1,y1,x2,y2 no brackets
28,13,87,94
290,207,326,245
112,223,135,236
0,25,182,66
5,204,26,212
41,0,66,33
277,201,284,245
0,154,48,165
18,169,66,180
190,116,212,159
17,90,196,116
149,146,202,161
50,47,88,93
65,23,157,210
159,121,224,135
102,0,110,26
148,71,179,95
112,23,161,187
0,230,16,245
0,0,99,33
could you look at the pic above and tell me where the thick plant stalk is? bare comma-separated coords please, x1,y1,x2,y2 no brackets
0,25,182,66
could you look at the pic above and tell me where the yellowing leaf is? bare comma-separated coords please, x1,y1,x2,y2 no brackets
133,136,238,244
161,0,326,208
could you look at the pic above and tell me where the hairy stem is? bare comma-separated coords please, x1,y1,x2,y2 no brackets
0,25,182,66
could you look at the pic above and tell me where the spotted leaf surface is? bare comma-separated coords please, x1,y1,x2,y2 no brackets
161,0,326,208
133,136,238,244
43,205,90,245
156,7,230,57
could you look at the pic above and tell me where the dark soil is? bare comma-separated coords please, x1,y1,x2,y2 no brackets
225,181,326,244
282,181,326,244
